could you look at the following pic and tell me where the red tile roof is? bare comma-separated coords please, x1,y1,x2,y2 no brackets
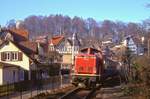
49,36,64,46
10,28,29,39
1,28,29,42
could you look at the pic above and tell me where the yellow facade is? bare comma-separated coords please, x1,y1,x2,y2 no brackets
0,66,2,85
0,41,30,70
62,54,72,64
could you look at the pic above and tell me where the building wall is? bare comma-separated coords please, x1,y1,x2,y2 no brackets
0,41,30,70
62,54,72,69
62,54,72,64
0,67,3,85
127,38,137,54
3,67,19,84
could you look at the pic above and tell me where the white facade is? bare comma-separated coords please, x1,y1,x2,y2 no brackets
0,41,32,85
58,39,79,55
127,38,137,54
123,36,138,54
3,67,19,84
0,65,26,85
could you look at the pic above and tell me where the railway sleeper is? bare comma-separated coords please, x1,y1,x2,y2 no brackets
72,77,99,89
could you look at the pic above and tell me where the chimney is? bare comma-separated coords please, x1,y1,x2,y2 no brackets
16,20,22,29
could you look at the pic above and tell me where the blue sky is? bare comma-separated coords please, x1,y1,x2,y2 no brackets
0,0,150,26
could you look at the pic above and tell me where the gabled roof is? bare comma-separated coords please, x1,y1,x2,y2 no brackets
125,35,142,45
10,28,29,40
18,41,38,55
1,28,28,42
0,40,38,62
81,39,102,49
49,36,64,46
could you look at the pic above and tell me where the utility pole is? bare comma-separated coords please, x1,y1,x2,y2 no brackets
72,33,75,65
59,27,62,35
70,33,75,83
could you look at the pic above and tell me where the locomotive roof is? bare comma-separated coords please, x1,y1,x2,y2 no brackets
76,53,95,57
80,47,101,51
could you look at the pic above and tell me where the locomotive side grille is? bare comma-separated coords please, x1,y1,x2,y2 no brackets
87,66,92,72
78,66,83,72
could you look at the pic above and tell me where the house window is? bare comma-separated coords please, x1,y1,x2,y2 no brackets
19,70,24,81
4,52,11,61
64,47,66,52
12,52,18,61
69,48,71,52
13,70,16,82
1,52,22,61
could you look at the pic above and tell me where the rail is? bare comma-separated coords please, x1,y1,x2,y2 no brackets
59,85,102,99
84,85,101,99
59,87,82,99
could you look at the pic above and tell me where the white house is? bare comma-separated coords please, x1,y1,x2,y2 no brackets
0,40,37,85
0,28,50,85
123,35,144,55
0,62,24,85
126,36,138,54
49,34,81,70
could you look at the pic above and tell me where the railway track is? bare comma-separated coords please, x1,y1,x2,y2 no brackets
59,85,101,99
84,85,101,99
59,86,82,99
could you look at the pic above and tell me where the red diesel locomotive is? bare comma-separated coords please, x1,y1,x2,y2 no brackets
72,47,104,87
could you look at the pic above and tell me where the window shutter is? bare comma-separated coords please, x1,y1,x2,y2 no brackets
18,52,23,61
10,52,13,61
1,52,3,61
1,52,5,61
11,52,14,60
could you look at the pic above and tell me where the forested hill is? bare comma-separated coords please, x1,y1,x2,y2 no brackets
6,14,150,41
